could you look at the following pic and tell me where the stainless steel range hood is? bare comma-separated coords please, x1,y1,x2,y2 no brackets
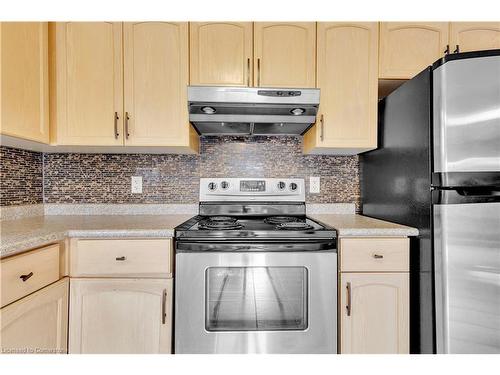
188,86,320,135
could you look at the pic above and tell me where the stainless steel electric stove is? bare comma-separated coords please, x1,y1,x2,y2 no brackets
174,178,337,354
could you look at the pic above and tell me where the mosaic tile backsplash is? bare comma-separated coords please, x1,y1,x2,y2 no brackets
0,146,43,206
1,136,360,208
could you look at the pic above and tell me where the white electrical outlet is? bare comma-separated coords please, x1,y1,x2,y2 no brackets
310,176,320,194
131,176,143,194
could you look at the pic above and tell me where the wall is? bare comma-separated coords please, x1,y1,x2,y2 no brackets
0,146,43,206
1,136,360,208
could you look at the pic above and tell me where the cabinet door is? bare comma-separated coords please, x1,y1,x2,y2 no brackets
123,22,197,150
340,273,409,354
0,22,49,143
190,22,253,86
450,22,500,52
254,22,316,88
0,278,68,354
51,22,123,146
379,22,449,79
69,278,172,354
304,22,378,155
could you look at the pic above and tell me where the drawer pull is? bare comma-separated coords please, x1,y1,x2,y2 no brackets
373,254,384,259
115,256,126,261
19,272,34,282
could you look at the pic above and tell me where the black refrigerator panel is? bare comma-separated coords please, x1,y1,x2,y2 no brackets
360,67,434,354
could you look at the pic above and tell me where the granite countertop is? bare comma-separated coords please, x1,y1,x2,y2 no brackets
0,214,193,259
309,214,419,237
1,212,418,259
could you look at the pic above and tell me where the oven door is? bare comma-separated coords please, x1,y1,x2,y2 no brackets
175,242,337,354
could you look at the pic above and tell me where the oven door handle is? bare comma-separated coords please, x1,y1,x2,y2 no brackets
176,240,337,253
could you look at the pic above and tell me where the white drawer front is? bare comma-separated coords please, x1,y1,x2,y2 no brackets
1,244,60,307
70,239,172,278
340,238,409,272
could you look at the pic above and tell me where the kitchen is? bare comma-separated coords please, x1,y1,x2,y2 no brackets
1,0,499,372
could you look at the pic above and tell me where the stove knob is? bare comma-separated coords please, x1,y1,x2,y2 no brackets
289,182,298,191
277,181,286,190
221,181,229,190
208,182,217,191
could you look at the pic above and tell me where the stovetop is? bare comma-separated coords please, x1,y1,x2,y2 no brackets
175,215,336,240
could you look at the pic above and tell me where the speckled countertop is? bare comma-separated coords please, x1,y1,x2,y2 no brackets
308,214,419,237
0,214,192,259
1,212,418,259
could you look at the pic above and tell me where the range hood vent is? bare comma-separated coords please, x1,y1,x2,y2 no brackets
188,86,320,136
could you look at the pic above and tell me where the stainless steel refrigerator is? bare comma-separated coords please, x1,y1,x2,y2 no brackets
361,49,500,354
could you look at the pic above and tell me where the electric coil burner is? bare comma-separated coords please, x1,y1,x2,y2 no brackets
276,221,314,230
263,216,299,225
198,216,243,230
175,178,337,354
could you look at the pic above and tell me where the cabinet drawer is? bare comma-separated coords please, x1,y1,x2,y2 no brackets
70,239,172,278
1,244,60,308
340,238,409,272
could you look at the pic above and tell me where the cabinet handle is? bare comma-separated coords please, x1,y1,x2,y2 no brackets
162,289,167,324
115,256,126,261
114,112,120,139
320,114,324,141
247,58,251,87
20,272,34,282
125,112,130,139
257,58,261,86
444,45,450,55
373,254,384,259
346,282,352,317
453,45,460,54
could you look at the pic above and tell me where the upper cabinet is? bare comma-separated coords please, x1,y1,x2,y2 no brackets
254,22,316,88
50,22,123,146
191,22,315,88
379,22,449,79
304,23,378,155
0,22,49,143
124,22,197,148
450,22,500,52
190,22,253,86
50,22,198,152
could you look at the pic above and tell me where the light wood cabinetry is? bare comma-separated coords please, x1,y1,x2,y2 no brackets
379,22,449,79
340,273,409,354
69,238,172,278
450,22,500,52
50,22,198,152
339,237,409,354
190,22,253,86
0,22,49,143
304,22,378,155
69,278,172,354
0,278,69,354
340,237,409,272
49,22,123,146
124,22,197,149
254,22,316,88
1,244,60,308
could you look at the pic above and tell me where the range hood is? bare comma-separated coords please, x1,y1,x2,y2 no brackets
188,86,320,135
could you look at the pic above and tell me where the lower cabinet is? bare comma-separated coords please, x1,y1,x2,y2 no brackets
69,278,172,354
339,273,409,354
0,278,69,354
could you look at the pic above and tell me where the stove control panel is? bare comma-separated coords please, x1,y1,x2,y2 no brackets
200,178,305,202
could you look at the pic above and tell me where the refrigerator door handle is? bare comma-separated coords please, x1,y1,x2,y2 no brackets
432,188,500,205
456,187,500,197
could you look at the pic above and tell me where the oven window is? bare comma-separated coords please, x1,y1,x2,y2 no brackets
205,267,308,331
